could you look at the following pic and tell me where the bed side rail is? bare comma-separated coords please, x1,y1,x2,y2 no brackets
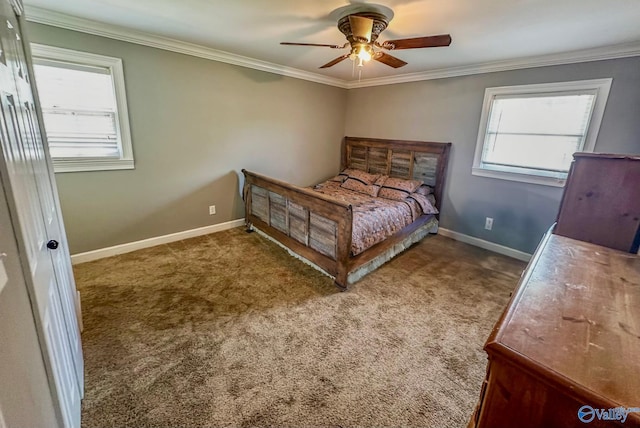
242,169,352,284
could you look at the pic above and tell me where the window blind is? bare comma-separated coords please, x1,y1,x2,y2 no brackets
482,93,595,173
34,61,121,159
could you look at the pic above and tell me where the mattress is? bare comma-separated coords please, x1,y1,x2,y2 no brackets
312,180,431,256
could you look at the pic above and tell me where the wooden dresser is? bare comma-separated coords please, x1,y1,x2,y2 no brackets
469,231,640,428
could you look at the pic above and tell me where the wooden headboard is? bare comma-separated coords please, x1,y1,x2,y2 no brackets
341,137,452,214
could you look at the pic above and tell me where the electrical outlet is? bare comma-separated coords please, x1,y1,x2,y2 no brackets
485,217,493,230
209,205,216,215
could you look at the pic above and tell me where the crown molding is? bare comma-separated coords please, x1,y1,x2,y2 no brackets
24,5,349,89
25,5,640,90
346,41,640,88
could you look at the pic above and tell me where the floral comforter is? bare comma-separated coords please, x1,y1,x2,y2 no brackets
312,180,429,256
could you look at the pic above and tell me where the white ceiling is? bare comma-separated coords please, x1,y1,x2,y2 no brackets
23,0,640,82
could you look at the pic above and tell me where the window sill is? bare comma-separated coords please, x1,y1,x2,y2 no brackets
53,158,135,173
471,167,566,187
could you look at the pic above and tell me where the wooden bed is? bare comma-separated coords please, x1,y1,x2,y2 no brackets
242,137,451,290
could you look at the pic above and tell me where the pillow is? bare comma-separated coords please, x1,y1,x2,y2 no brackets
415,185,434,196
378,187,410,201
408,192,439,214
374,175,388,186
341,178,381,197
327,175,348,183
382,177,423,193
342,168,381,185
377,176,423,201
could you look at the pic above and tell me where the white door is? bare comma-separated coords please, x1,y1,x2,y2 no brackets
15,40,84,396
0,0,83,427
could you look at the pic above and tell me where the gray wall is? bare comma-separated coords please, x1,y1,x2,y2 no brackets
27,23,348,254
24,22,640,255
346,57,640,253
0,186,59,428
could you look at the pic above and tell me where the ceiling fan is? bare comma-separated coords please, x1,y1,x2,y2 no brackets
280,7,452,69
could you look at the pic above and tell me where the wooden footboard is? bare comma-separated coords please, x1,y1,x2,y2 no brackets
242,169,353,289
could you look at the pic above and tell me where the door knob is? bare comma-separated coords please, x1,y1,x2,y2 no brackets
47,240,59,250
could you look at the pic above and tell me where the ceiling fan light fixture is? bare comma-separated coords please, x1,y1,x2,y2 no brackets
357,45,372,62
280,4,451,71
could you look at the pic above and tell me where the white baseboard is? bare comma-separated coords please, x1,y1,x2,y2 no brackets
71,219,245,265
71,221,530,265
438,228,532,262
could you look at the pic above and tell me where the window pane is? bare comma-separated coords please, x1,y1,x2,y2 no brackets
42,109,119,158
34,63,116,111
48,142,120,158
482,93,596,173
483,134,581,172
33,60,121,159
487,94,595,136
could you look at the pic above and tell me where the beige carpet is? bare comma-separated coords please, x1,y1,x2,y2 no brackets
75,227,525,427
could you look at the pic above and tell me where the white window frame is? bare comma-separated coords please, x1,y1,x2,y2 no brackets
472,79,612,187
31,44,134,173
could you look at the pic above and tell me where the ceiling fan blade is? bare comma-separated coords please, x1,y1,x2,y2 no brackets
349,15,373,42
280,42,345,49
382,34,452,50
373,52,407,68
319,54,350,69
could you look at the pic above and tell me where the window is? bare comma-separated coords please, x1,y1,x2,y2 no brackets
472,79,612,187
31,44,134,173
